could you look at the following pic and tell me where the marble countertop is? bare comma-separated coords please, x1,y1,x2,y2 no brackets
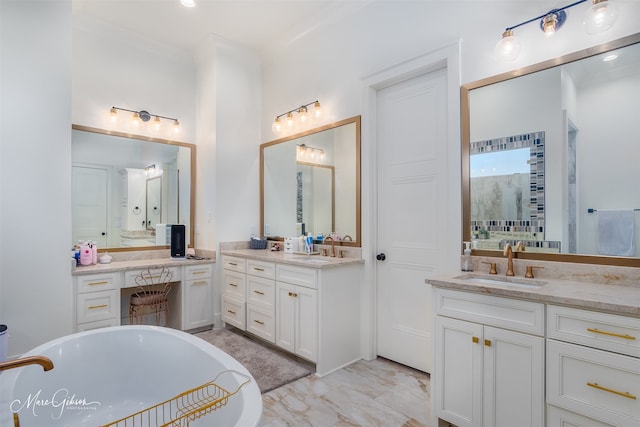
221,248,364,269
428,272,640,317
72,256,215,275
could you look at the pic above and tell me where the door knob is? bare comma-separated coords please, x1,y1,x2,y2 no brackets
376,253,386,261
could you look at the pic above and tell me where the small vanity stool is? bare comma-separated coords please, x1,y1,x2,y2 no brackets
129,267,173,326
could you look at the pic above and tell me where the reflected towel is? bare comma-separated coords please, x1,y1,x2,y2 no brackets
597,209,635,256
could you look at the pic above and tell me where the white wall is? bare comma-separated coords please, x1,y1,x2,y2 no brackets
0,1,73,357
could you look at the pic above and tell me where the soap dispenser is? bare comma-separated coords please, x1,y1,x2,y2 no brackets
461,241,474,272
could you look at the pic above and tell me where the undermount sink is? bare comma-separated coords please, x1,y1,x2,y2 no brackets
454,273,547,288
292,256,332,264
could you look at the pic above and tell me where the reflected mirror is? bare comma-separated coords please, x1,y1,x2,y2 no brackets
462,33,640,266
261,116,361,246
72,125,195,251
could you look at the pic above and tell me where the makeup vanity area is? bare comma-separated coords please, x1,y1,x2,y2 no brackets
72,252,215,332
71,125,214,332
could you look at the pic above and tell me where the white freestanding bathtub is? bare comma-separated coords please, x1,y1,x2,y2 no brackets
0,326,262,426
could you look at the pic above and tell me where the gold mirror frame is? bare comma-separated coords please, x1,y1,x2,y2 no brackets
462,33,640,267
260,116,361,247
72,124,196,252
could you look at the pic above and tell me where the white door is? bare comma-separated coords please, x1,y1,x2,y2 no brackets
376,67,448,373
72,165,108,247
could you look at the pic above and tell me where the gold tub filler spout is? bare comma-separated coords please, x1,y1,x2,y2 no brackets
100,370,251,427
0,355,54,372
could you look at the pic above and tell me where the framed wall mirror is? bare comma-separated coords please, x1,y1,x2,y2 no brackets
462,32,640,266
72,125,196,251
261,116,361,246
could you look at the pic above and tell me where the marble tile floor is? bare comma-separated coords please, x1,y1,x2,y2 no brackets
261,357,431,427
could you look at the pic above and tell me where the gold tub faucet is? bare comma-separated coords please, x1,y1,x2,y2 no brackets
0,355,54,372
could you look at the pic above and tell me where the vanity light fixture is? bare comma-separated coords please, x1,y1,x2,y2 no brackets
272,100,321,135
109,106,180,133
495,0,618,61
144,164,157,176
296,144,325,162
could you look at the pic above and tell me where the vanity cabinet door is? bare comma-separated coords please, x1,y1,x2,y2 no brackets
483,326,545,427
435,301,544,427
183,265,213,330
434,315,483,427
275,282,317,362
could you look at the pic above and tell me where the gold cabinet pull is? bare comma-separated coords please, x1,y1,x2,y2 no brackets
227,309,236,315
193,281,207,286
587,382,637,400
472,336,479,344
484,339,491,347
587,328,636,340
253,267,265,272
228,262,238,266
254,320,265,325
228,283,238,287
288,292,298,297
88,281,108,286
192,271,206,275
253,290,265,295
88,304,108,310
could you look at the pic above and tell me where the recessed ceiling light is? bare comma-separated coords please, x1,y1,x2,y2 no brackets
603,53,618,62
180,0,195,7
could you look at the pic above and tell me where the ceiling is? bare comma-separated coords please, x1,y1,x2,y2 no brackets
72,0,351,54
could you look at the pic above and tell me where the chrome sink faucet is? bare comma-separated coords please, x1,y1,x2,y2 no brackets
503,241,525,276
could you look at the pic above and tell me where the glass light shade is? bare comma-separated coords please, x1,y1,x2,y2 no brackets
271,117,282,134
313,101,321,120
109,107,118,123
495,30,521,62
583,0,618,34
153,116,161,131
542,14,558,37
286,112,295,129
132,112,141,127
173,119,180,133
298,106,308,124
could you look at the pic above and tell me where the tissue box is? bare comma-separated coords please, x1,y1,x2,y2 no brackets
284,238,298,253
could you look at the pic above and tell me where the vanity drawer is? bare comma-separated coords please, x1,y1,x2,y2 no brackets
223,256,246,273
548,405,614,427
276,264,317,289
548,340,640,427
222,271,246,300
548,305,640,357
247,260,276,279
123,267,180,288
434,288,545,335
77,272,120,293
247,305,275,343
222,296,246,330
77,290,118,324
247,275,275,309
184,264,212,280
